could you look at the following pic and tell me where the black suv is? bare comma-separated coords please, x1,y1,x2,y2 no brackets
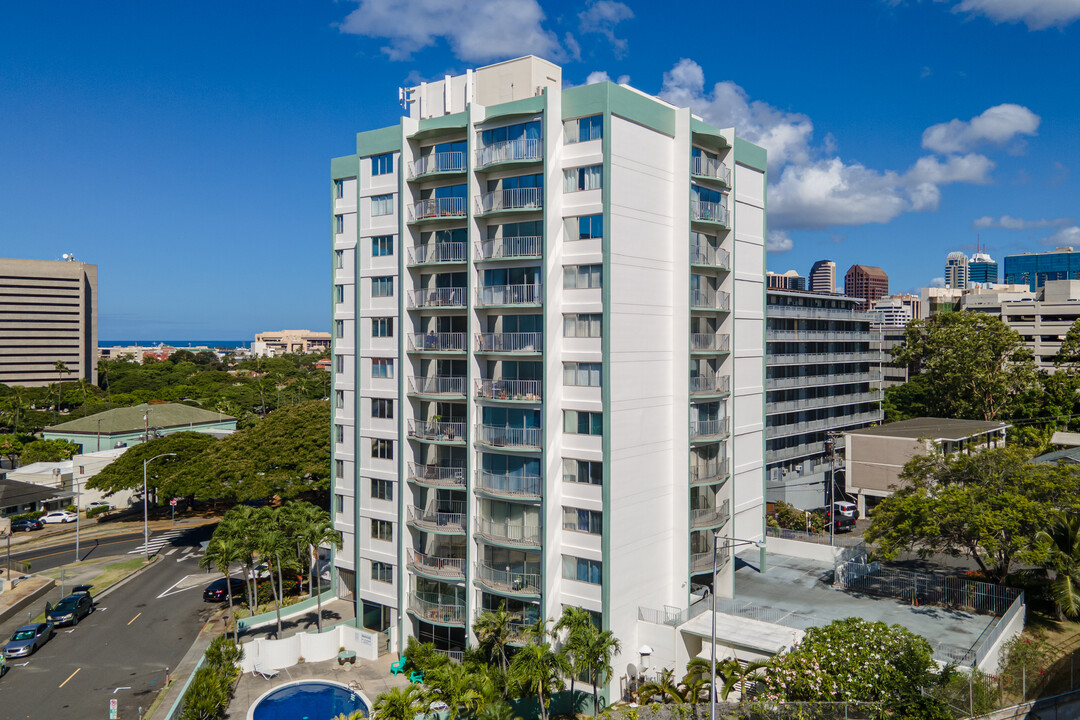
46,585,94,626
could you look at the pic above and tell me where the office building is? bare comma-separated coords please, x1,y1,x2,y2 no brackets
966,280,1080,371
808,260,836,294
252,329,333,357
765,290,883,509
329,56,767,678
968,252,998,286
843,264,888,311
766,270,806,291
945,251,969,290
1004,247,1080,291
0,257,97,388
869,294,920,388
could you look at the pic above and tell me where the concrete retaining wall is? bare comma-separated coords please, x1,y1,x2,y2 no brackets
766,536,866,564
0,576,55,625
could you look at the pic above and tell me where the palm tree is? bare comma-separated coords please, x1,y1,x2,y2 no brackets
509,641,569,720
288,502,341,631
582,629,621,716
423,661,486,720
712,658,766,701
553,606,595,698
201,534,244,642
474,605,514,672
478,700,521,720
637,668,685,705
524,615,550,645
54,361,70,420
373,685,421,720
1037,514,1080,618
680,659,711,708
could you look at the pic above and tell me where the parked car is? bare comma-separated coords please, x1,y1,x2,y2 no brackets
2,623,54,659
86,501,114,512
833,501,860,520
46,586,94,626
41,511,77,524
203,577,246,603
10,518,44,532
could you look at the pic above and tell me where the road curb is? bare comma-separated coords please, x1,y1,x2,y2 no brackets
96,554,162,602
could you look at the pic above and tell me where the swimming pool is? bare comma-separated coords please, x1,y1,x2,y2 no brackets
249,680,370,720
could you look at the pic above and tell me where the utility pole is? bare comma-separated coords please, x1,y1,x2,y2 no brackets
825,430,843,546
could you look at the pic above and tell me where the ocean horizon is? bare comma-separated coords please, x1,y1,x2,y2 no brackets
100,340,251,348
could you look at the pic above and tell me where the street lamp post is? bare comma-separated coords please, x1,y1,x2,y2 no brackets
142,453,177,562
710,534,766,720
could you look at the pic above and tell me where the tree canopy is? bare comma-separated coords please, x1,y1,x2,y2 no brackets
86,431,217,495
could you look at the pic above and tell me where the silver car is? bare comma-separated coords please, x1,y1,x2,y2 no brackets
2,623,55,659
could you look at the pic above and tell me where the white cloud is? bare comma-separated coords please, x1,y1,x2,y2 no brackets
953,0,1080,30
338,0,564,62
906,154,996,186
1042,226,1080,246
584,71,611,85
578,1,634,57
972,215,1074,230
769,159,908,230
766,230,794,254
929,277,947,289
921,103,1040,154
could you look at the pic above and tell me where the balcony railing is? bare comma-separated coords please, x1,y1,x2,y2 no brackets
765,410,883,440
408,332,466,352
476,188,543,214
476,563,542,596
691,156,731,185
690,418,730,440
690,290,731,311
476,519,542,547
409,197,467,222
476,284,542,306
768,351,880,365
691,333,731,352
475,424,541,450
766,371,879,390
690,459,730,486
767,329,874,342
767,306,865,321
407,463,466,488
407,550,466,579
476,470,542,499
690,374,731,395
408,151,466,179
691,499,731,529
476,236,542,260
408,242,467,265
690,545,731,574
475,332,542,353
690,243,731,269
408,419,466,442
691,199,729,225
407,504,467,534
476,378,542,401
475,138,543,168
409,287,466,309
767,391,882,415
407,593,466,626
409,375,466,397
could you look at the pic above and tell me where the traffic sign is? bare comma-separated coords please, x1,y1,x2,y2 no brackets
109,698,118,719
169,499,178,507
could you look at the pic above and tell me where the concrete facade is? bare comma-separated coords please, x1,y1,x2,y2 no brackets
252,330,332,357
843,264,888,311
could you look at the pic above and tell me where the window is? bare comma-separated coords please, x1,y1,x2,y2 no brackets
372,235,393,256
335,320,344,338
372,398,393,419
371,560,393,582
563,458,602,485
335,249,345,269
372,358,394,378
372,153,394,176
564,165,602,192
334,179,344,198
566,115,603,143
371,478,393,501
335,459,344,478
564,313,602,338
335,284,345,304
563,362,601,387
336,355,345,373
371,520,393,542
564,410,603,436
371,194,394,216
372,276,394,298
372,438,393,460
571,214,602,240
562,555,602,584
335,424,345,443
372,317,393,338
563,507,603,534
564,264,603,289
334,493,344,513
335,390,345,409
335,215,344,233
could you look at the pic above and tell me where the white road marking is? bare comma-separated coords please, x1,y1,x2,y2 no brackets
127,530,185,555
156,573,208,599
163,548,178,557
113,686,131,693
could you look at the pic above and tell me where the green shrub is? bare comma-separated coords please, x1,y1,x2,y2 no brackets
10,510,45,521
85,505,112,519
64,505,77,514
179,635,243,720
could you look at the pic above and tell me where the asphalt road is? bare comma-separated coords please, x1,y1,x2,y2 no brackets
3,531,155,574
0,526,224,720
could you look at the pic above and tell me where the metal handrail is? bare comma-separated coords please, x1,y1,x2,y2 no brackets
691,156,731,184
476,236,542,260
409,197,467,221
475,424,541,449
477,187,543,214
690,333,731,352
476,284,542,306
475,138,543,168
407,504,467,532
409,242,467,264
690,499,731,529
476,378,542,401
769,351,881,365
407,550,466,578
691,199,729,225
408,419,466,442
475,519,542,546
407,463,466,487
690,459,730,485
766,371,879,390
690,290,731,310
768,392,882,414
690,243,731,268
690,418,730,439
476,470,542,498
407,594,466,625
408,376,466,396
690,374,731,394
475,332,542,353
409,287,466,308
476,563,542,595
408,332,466,352
408,151,466,178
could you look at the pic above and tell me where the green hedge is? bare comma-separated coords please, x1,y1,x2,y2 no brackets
9,510,45,521
179,635,243,720
85,505,112,519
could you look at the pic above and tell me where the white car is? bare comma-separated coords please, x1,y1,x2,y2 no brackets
41,511,77,524
86,501,114,511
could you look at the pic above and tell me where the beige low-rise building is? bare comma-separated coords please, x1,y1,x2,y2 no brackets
252,329,331,357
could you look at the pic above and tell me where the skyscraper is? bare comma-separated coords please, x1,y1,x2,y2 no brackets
808,259,836,294
844,264,889,311
968,252,999,286
766,270,807,291
329,56,767,682
945,251,969,290
1004,247,1080,290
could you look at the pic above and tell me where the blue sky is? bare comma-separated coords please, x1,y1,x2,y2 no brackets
1,1,1078,339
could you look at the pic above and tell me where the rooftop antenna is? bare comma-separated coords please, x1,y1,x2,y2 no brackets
61,253,77,262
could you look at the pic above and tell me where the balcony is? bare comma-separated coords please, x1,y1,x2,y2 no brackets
408,419,466,444
475,424,541,450
767,306,865,321
690,290,731,311
691,199,729,226
407,463,466,489
690,459,730,486
475,519,542,548
690,545,731,574
691,156,731,186
408,287,467,310
407,593,466,627
767,329,875,342
407,550,466,581
690,374,731,396
691,499,731,530
765,410,883,440
408,332,466,353
407,152,466,180
768,351,880,365
475,332,542,354
408,375,466,398
476,563,542,597
766,371,879,390
475,138,543,169
406,504,466,535
690,243,731,270
476,284,542,307
476,470,542,501
408,242,467,265
476,188,543,216
690,418,730,441
767,391,882,415
691,333,731,353
476,378,542,402
409,197,468,223
476,236,543,261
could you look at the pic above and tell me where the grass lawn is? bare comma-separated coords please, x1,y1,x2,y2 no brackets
32,556,151,623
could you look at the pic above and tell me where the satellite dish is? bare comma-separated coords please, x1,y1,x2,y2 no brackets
627,663,638,678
